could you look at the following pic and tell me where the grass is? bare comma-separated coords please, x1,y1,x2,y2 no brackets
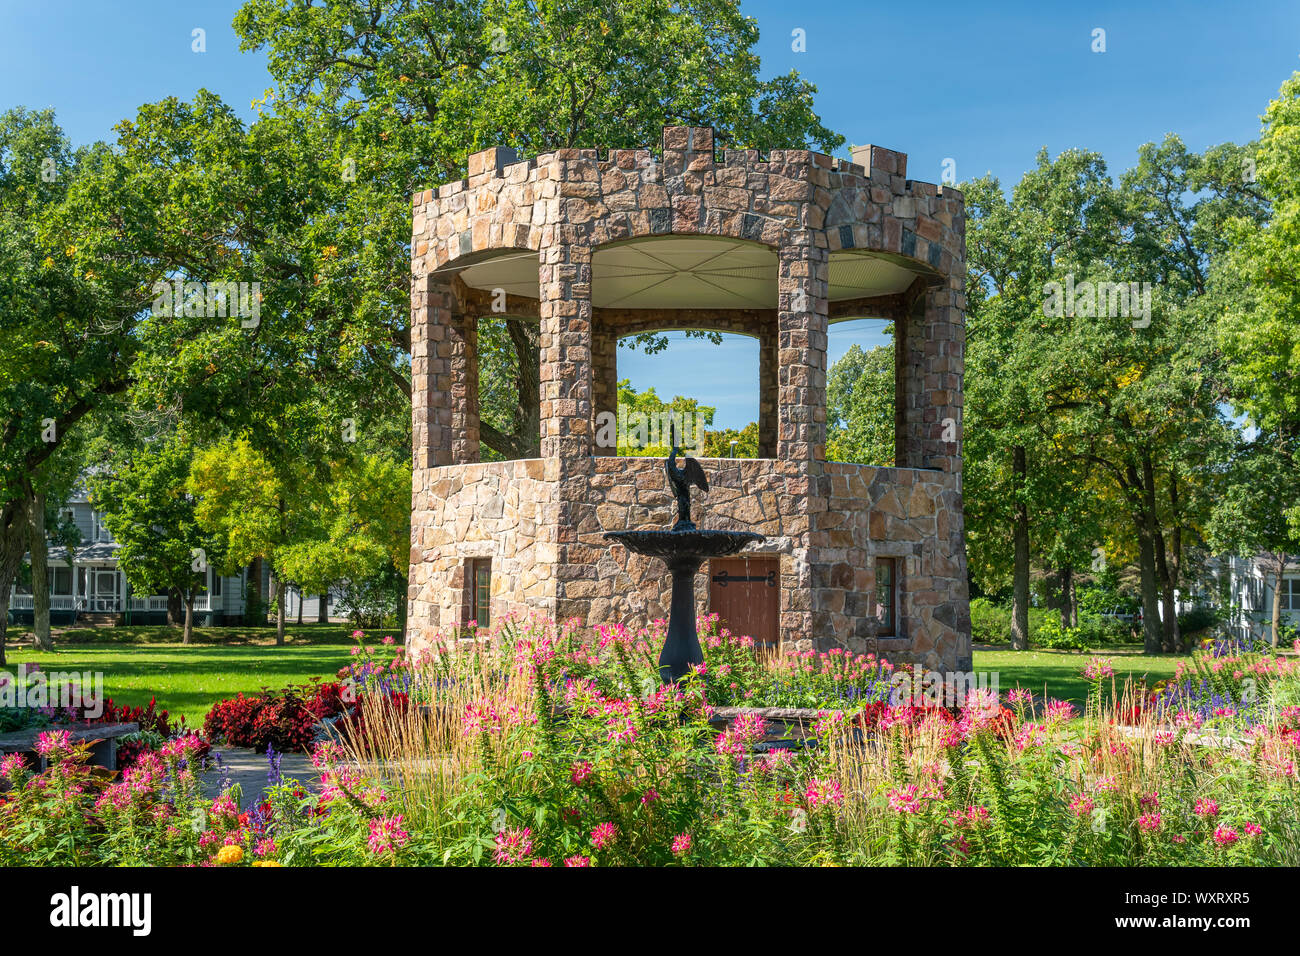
0,627,1232,728
974,643,1192,707
1,624,399,727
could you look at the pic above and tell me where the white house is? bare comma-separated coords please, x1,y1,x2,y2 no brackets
8,488,268,627
1196,553,1300,642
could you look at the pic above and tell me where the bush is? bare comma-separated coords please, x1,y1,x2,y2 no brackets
1177,604,1224,637
203,682,353,753
1032,618,1091,651
970,598,1010,645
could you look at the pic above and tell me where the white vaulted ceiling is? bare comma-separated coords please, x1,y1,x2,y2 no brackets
454,237,932,314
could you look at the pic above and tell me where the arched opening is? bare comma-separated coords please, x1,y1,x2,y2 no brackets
613,330,761,457
826,316,895,466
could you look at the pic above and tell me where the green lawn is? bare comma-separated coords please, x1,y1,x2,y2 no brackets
974,644,1192,707
1,627,1211,727
1,624,393,727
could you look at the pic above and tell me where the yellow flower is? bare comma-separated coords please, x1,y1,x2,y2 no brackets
321,245,338,259
215,845,244,866
252,860,283,867
42,257,54,269
65,245,76,257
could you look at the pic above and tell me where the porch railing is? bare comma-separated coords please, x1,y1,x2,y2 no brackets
8,594,215,614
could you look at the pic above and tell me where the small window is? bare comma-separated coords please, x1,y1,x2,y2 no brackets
875,557,897,637
51,566,73,595
1283,579,1300,612
469,558,492,627
212,574,222,597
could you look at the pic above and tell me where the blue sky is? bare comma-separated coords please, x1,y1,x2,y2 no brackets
3,1,1297,429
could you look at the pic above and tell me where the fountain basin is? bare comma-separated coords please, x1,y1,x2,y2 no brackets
602,527,764,560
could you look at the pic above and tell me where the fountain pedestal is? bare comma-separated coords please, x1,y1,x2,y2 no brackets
604,524,764,683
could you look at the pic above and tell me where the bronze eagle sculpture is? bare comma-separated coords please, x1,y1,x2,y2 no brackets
665,422,707,528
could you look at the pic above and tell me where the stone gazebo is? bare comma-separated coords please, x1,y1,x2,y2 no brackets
408,126,972,671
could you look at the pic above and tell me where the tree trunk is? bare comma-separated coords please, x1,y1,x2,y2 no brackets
1137,458,1163,655
296,587,304,625
1011,445,1030,651
1059,565,1074,628
1271,561,1284,650
246,556,264,626
29,493,53,652
0,588,9,668
1070,574,1079,628
317,591,329,623
183,593,193,646
273,569,286,646
167,587,182,626
1154,529,1179,653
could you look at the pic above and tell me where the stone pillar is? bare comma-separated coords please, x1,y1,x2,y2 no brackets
899,284,963,473
412,278,478,468
591,319,619,457
539,242,594,461
776,234,829,462
919,283,964,473
758,317,778,458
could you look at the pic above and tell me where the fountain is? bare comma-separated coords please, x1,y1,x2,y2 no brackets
603,425,764,683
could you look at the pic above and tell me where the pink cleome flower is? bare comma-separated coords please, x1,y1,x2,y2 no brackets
368,814,410,855
886,784,922,814
1193,798,1219,818
1213,825,1240,847
1137,811,1162,833
34,730,72,758
805,777,844,810
493,827,534,865
564,855,591,867
671,833,692,857
591,822,618,850
1243,822,1263,838
570,761,594,785
1069,795,1096,818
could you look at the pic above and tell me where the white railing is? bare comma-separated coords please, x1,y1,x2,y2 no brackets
7,594,216,614
8,595,75,611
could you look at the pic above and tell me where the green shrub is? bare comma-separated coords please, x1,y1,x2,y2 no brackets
1032,617,1091,651
970,598,1011,644
1177,604,1224,636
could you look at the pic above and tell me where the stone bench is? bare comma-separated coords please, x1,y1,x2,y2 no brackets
0,722,140,775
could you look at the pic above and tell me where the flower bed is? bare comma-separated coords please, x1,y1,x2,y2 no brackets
2,619,1297,867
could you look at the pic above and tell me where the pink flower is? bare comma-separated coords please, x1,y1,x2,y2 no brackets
564,855,591,867
671,833,692,857
381,636,395,646
886,784,922,814
0,753,28,781
591,822,618,850
493,827,534,865
34,730,72,757
570,761,594,785
1044,699,1077,724
1008,688,1033,706
367,815,410,855
640,788,659,805
1193,798,1219,818
1213,825,1239,847
1139,791,1160,809
530,858,553,867
1243,822,1263,837
1137,811,1162,833
1069,795,1095,817
806,777,844,809
254,838,276,858
1083,658,1115,680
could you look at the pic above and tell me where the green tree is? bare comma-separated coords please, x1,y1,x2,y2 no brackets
91,438,220,645
826,341,894,466
0,108,158,664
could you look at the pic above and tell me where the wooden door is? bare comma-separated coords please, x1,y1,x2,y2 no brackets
709,556,779,648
